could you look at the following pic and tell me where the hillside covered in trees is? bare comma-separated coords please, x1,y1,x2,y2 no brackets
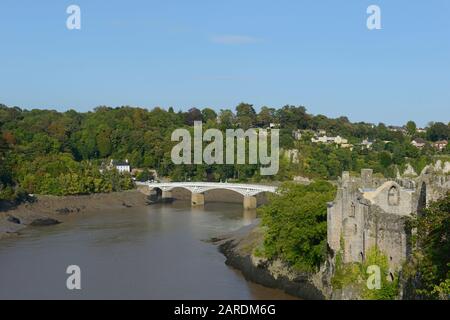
0,103,449,201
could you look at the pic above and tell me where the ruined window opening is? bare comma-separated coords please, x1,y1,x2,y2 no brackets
350,202,356,217
388,186,400,206
389,272,394,282
418,182,427,216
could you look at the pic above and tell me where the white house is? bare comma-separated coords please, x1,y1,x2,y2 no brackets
311,135,348,145
268,123,279,129
361,138,374,149
110,159,131,173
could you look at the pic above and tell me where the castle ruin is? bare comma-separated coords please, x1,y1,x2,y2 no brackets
327,162,450,276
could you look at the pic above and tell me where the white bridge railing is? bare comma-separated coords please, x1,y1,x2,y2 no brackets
136,181,277,197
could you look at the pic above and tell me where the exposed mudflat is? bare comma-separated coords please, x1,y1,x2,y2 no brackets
0,190,150,239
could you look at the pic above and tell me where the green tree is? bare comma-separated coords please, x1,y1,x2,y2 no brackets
427,122,449,142
184,107,202,125
218,109,235,129
235,103,257,129
201,108,217,123
407,193,450,299
260,181,337,272
406,121,417,136
257,106,276,128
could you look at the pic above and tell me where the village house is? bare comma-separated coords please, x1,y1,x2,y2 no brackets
433,140,448,151
388,126,407,134
411,138,427,149
360,138,374,149
311,135,351,147
416,128,427,134
268,123,279,129
109,159,131,173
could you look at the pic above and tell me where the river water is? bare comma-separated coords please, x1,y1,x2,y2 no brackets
0,202,296,299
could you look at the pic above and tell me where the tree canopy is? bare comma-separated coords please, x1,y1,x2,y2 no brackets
259,181,337,272
0,103,448,200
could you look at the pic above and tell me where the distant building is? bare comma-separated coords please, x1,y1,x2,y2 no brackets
311,136,331,144
110,159,131,173
416,128,427,134
388,126,407,134
268,123,279,129
311,135,349,146
434,140,448,151
411,138,427,149
360,138,374,149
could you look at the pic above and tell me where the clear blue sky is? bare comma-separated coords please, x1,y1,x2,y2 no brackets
0,0,449,127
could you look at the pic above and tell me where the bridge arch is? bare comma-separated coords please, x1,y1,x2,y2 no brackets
137,182,277,209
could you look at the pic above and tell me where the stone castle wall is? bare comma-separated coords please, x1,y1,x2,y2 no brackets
327,164,449,273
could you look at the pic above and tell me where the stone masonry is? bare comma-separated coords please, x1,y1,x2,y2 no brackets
327,163,450,275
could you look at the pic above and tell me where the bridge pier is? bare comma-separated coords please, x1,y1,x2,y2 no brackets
243,209,257,224
243,196,257,209
191,193,205,206
162,190,173,203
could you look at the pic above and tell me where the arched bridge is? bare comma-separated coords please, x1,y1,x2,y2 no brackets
136,182,277,209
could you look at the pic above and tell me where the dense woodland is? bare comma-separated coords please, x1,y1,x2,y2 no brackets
0,102,449,200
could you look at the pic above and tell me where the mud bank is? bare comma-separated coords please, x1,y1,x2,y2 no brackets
215,220,332,300
0,190,150,240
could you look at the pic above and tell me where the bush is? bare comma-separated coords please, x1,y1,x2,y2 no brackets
332,243,399,300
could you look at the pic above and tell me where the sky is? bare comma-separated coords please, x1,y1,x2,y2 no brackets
0,0,449,127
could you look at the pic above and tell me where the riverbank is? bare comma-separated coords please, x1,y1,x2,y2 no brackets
215,219,333,300
0,190,150,240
